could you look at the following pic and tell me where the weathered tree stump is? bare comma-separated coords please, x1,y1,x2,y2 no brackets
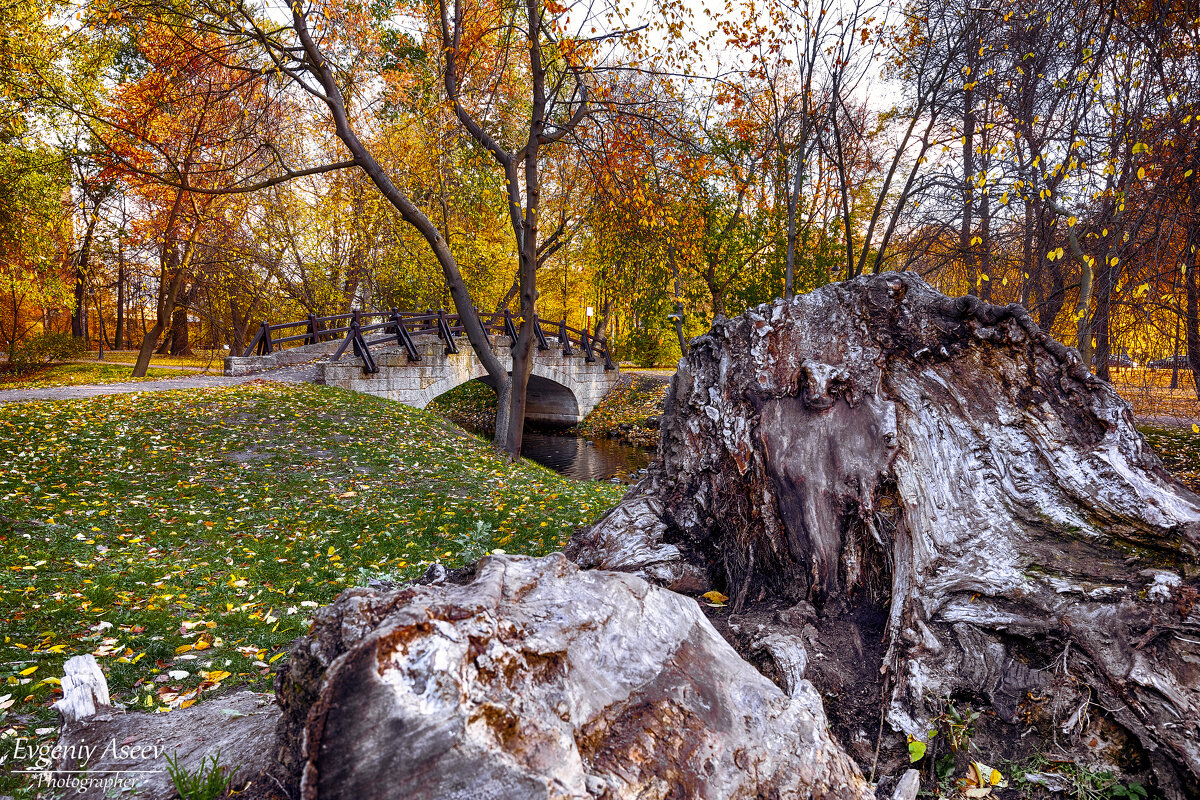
272,553,871,799
567,273,1200,794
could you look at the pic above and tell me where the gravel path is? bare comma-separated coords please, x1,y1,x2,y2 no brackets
0,363,321,404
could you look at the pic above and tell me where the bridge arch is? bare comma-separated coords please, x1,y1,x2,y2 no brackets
464,372,582,428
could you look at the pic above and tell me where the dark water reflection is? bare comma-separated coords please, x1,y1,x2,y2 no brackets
454,417,654,482
518,428,654,482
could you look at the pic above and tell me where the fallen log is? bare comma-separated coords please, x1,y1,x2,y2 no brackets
567,272,1200,795
272,553,871,799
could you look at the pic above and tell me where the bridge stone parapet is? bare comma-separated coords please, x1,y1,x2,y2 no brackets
225,340,343,376
226,332,622,427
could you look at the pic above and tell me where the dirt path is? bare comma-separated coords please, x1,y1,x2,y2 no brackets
0,363,320,404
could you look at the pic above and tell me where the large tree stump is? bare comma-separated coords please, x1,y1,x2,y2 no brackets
273,553,871,800
567,273,1200,793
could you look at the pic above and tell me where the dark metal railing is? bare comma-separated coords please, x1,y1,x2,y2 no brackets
242,307,616,374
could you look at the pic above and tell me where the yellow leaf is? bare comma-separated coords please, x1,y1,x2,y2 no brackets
202,670,232,682
700,590,728,605
1191,424,1198,434
1138,166,1147,180
963,761,1006,795
175,644,193,655
18,666,37,676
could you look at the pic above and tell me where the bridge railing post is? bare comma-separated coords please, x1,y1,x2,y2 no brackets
243,322,265,357
599,336,616,370
437,308,459,355
580,327,595,363
391,310,420,362
258,321,273,356
333,319,378,374
503,308,518,342
559,319,573,356
306,313,318,345
425,308,434,331
532,313,550,351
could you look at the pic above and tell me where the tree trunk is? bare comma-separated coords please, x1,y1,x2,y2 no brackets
1172,293,1182,390
1038,252,1066,330
568,273,1200,796
668,243,687,354
71,220,97,342
115,245,126,350
784,138,808,299
1093,261,1116,382
960,81,976,294
169,297,191,355
164,282,197,356
1186,235,1200,400
133,229,199,377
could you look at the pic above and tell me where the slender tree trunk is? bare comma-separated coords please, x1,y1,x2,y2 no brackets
1185,234,1200,399
667,243,687,354
961,94,976,295
1020,197,1036,308
115,244,125,350
979,189,992,303
133,227,199,377
1092,262,1116,382
784,139,807,299
1074,265,1094,366
1171,286,1182,390
94,291,110,350
71,220,97,341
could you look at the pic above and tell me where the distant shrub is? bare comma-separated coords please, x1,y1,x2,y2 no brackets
10,332,88,369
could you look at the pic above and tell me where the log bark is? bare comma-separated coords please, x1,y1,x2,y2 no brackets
567,272,1200,794
272,553,871,800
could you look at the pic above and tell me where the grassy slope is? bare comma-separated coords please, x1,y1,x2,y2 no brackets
0,363,195,390
0,383,622,794
573,374,670,447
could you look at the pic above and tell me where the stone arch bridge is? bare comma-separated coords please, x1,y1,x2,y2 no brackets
224,309,623,426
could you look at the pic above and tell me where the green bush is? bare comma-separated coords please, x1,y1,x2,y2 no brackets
10,332,88,369
625,326,668,368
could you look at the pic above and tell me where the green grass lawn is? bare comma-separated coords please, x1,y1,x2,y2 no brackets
0,383,623,795
1138,425,1200,491
0,362,196,390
